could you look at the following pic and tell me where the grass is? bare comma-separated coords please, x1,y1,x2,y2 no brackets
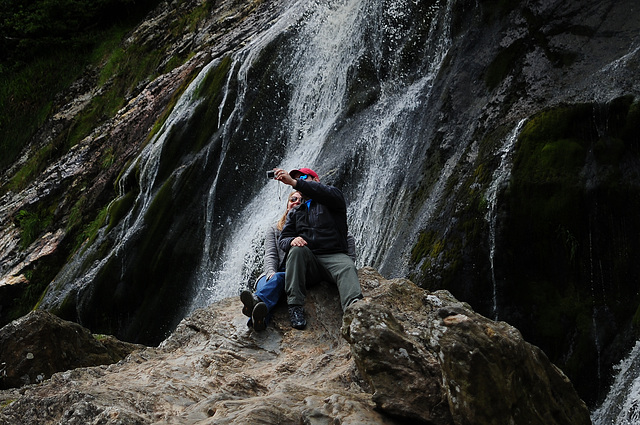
0,2,167,182
16,207,55,249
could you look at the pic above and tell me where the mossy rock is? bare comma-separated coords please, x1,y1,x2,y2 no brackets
500,97,640,404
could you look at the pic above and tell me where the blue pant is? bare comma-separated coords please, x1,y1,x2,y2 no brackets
255,271,286,313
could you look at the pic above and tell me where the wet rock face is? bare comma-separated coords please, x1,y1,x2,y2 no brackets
0,310,143,390
0,268,589,424
0,0,276,332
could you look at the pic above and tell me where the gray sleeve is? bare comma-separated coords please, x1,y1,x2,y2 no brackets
264,225,281,277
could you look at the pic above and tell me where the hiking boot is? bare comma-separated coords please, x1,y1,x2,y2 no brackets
252,302,268,331
241,290,260,317
288,305,306,330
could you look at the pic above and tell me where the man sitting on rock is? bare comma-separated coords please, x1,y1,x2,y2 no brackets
274,167,363,329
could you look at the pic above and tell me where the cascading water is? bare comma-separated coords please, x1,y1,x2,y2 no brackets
187,0,457,312
40,64,217,316
35,0,462,344
592,340,640,425
188,0,373,309
484,118,526,321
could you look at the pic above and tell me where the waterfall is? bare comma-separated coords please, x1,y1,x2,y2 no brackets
187,0,457,311
484,119,526,320
40,63,216,313
592,340,640,425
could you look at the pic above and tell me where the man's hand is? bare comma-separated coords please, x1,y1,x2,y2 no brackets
290,236,307,247
274,168,297,187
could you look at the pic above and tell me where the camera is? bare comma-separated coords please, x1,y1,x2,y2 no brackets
266,170,275,179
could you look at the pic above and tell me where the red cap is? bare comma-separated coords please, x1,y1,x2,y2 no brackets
289,168,319,179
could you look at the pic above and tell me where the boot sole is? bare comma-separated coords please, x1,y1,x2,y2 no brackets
241,290,255,317
252,302,268,331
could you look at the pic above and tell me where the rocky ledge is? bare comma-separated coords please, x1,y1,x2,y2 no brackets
0,268,590,424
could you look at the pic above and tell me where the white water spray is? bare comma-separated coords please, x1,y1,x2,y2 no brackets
188,0,457,311
592,340,640,425
485,118,526,320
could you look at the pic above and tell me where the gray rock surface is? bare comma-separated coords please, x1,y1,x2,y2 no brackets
343,270,591,425
0,268,590,424
0,310,143,390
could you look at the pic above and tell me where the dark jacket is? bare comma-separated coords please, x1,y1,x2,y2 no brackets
278,179,349,255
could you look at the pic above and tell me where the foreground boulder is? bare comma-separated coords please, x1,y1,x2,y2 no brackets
0,310,144,390
0,268,589,424
343,269,591,425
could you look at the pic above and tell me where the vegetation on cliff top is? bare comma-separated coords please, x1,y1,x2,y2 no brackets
0,0,163,172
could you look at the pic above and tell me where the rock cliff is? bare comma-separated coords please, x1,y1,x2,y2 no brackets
0,269,590,424
0,0,639,410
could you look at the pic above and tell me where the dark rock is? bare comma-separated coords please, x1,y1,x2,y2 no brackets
0,310,144,390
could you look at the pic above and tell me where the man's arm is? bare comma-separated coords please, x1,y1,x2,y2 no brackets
272,168,346,211
294,179,346,211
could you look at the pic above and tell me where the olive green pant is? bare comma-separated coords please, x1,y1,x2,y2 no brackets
285,246,362,311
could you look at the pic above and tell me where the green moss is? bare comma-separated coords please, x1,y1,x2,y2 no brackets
0,54,79,172
101,147,115,169
107,190,137,231
154,56,233,183
145,67,201,145
1,399,16,409
39,290,71,315
541,138,584,169
76,205,109,254
143,178,175,246
3,144,55,194
513,104,593,184
65,26,177,149
0,0,161,174
195,55,233,101
409,127,504,295
168,0,216,37
66,195,87,234
500,98,640,401
93,334,109,341
77,176,179,337
15,204,55,249
411,230,437,266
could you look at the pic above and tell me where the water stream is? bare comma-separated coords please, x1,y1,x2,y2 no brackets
592,340,640,425
33,0,640,411
187,0,456,311
485,119,526,320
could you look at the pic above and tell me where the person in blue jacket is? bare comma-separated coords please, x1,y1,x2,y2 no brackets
274,167,363,329
241,191,302,331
